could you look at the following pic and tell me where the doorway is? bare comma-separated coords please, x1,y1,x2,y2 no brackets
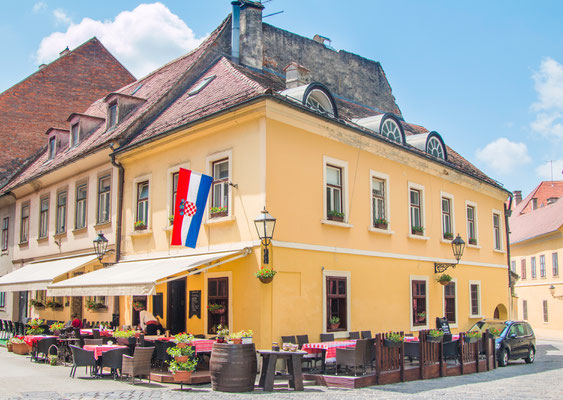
71,297,83,321
18,291,28,322
167,278,186,335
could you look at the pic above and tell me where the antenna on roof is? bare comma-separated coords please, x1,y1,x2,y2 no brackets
264,10,283,18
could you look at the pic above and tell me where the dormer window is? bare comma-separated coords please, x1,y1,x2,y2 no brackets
426,136,445,159
279,82,338,118
108,103,118,128
70,124,79,147
304,87,336,117
48,137,56,160
188,75,216,96
381,118,402,143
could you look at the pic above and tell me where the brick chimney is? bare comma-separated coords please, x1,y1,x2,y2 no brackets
236,0,264,70
283,62,310,89
513,190,522,205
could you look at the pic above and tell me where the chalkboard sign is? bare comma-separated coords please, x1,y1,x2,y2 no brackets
152,293,163,317
189,290,201,319
436,317,452,341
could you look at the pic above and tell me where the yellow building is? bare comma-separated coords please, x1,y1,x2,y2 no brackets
510,181,563,339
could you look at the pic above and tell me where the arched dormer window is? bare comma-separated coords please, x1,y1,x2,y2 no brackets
381,118,402,143
426,135,445,159
353,113,405,144
303,83,338,118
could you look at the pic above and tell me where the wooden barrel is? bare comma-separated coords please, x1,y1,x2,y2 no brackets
210,343,257,392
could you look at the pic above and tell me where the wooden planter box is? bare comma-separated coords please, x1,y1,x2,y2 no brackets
12,342,30,355
411,230,423,236
134,224,147,231
464,336,479,344
327,214,344,223
374,222,388,230
383,339,402,348
426,335,443,343
210,211,228,219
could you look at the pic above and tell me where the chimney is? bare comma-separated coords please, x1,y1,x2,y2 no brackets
283,62,310,89
38,64,47,70
513,190,522,205
59,47,70,57
238,0,264,70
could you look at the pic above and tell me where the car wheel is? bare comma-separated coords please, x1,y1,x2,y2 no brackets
524,347,535,364
498,348,509,367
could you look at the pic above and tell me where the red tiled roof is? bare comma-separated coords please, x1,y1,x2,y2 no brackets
509,197,563,243
514,181,563,215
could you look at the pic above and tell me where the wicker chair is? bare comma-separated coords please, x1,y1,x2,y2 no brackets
121,346,154,384
153,340,174,370
281,335,297,344
34,337,58,363
320,333,334,342
73,328,85,348
84,338,103,346
92,329,101,339
404,341,420,363
349,331,360,339
335,338,370,375
361,330,372,339
100,347,129,379
69,345,97,378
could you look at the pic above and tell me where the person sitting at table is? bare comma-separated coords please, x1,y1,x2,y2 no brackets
70,314,83,329
138,305,159,335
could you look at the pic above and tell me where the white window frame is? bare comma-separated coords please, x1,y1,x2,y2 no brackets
465,201,479,247
409,275,429,331
70,123,80,147
322,156,349,226
38,195,50,239
206,150,233,221
440,191,455,242
468,280,482,318
75,181,88,230
492,209,503,251
132,174,151,230
369,170,391,232
96,173,112,224
322,269,351,338
408,182,427,239
442,277,458,328
167,162,190,222
55,189,67,234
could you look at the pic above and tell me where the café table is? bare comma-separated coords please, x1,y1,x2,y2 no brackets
57,337,81,365
257,350,306,392
23,335,58,347
83,344,128,360
301,340,356,374
80,329,113,337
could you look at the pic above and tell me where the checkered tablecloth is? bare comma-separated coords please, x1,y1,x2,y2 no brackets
301,340,356,362
80,329,113,337
192,339,215,353
23,335,58,346
83,344,128,360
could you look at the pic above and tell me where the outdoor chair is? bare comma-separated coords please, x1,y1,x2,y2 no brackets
100,347,129,380
8,321,15,336
335,338,370,375
365,338,375,370
281,335,297,344
84,338,103,346
153,340,174,370
34,337,58,363
73,328,85,348
443,339,460,363
296,335,309,349
404,341,420,363
117,336,136,355
92,329,101,339
121,346,154,385
320,333,334,342
69,345,97,378
295,334,322,371
349,331,360,339
361,330,372,339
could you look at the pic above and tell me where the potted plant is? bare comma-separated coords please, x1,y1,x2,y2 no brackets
384,332,404,348
173,332,194,348
26,318,45,335
169,357,198,382
488,327,501,338
436,273,452,286
327,210,345,222
468,237,477,245
30,299,45,309
113,329,136,345
208,303,226,315
46,300,63,310
85,299,107,312
134,220,147,231
465,330,482,343
50,322,65,336
426,329,444,343
373,218,388,230
256,268,277,284
216,324,229,343
48,354,58,366
210,206,228,218
443,232,454,240
167,343,194,362
10,337,29,355
168,215,174,225
328,316,340,330
241,329,254,344
411,225,424,235
416,312,427,323
230,331,243,344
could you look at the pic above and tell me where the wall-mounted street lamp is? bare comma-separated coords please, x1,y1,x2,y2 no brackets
93,231,111,265
434,234,465,273
549,285,563,300
254,208,276,265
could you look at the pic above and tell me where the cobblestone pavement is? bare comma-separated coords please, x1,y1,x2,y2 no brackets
1,340,562,400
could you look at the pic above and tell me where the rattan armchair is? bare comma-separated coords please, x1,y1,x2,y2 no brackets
69,345,97,378
84,338,103,346
100,347,128,380
320,333,334,342
335,338,370,375
121,346,154,384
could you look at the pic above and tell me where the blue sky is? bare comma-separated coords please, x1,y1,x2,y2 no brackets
1,1,563,196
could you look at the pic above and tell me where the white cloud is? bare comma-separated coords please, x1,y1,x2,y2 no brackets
535,159,563,181
35,2,205,78
33,1,47,13
530,57,563,140
475,138,531,175
53,9,71,26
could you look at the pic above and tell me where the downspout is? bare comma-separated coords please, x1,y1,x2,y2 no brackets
504,195,513,318
110,146,124,329
231,1,241,63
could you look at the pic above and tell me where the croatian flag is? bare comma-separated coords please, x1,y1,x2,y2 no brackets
171,168,212,248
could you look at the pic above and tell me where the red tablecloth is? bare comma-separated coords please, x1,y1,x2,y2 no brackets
23,335,58,346
80,329,113,337
192,339,215,353
83,344,128,360
302,340,356,362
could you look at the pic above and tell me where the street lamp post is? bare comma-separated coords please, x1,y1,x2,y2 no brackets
253,208,276,265
434,234,466,273
93,231,109,264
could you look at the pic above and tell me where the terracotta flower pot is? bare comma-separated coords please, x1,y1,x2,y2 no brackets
329,323,340,330
177,342,188,348
12,342,30,355
439,280,450,286
173,370,192,382
7,343,13,352
175,355,189,362
374,222,388,230
232,338,242,344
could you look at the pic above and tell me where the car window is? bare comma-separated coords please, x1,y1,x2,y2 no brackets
516,324,526,337
525,323,534,336
509,325,518,337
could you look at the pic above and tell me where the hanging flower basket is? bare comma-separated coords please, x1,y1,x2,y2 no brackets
256,268,276,284
208,303,226,314
210,307,226,315
258,275,274,284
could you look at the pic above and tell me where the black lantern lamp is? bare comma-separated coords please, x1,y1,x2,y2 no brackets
550,284,563,300
254,208,276,264
93,231,109,262
435,234,465,273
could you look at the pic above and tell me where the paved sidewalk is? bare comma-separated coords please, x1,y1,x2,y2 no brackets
1,340,562,399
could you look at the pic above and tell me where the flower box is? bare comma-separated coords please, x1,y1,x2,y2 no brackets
210,211,228,219
468,238,477,245
241,337,253,344
383,339,402,348
426,335,443,343
12,342,30,355
412,230,423,236
443,233,454,240
134,224,147,231
464,336,479,344
374,222,388,230
232,338,242,345
210,307,226,315
327,214,344,223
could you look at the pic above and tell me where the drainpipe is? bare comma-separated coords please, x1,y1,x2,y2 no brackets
504,195,513,318
231,1,241,63
110,147,124,329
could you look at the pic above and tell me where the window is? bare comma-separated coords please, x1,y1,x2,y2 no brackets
171,172,179,218
532,198,538,210
208,277,228,334
326,276,347,331
97,175,111,224
467,205,476,244
531,257,537,279
71,124,79,146
522,299,528,320
543,300,548,322
410,189,422,234
20,203,29,243
211,159,229,216
136,181,149,225
38,196,49,238
305,88,335,116
0,291,5,308
188,75,216,96
444,282,456,324
521,259,527,279
442,197,452,239
326,165,343,218
470,282,481,316
380,118,402,143
371,177,386,227
35,290,46,303
553,253,559,277
108,103,117,127
48,137,56,160
1,217,8,251
412,280,427,326
75,183,87,229
540,255,546,278
427,136,445,159
56,191,67,234
493,212,501,250
511,260,516,272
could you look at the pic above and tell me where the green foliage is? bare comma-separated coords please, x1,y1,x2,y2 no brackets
134,220,146,228
207,303,225,312
26,318,45,335
168,358,198,373
386,332,404,342
327,210,345,218
329,316,340,325
50,322,65,332
436,274,452,283
374,218,387,225
112,329,136,338
412,225,424,233
216,324,229,338
241,329,254,338
488,327,501,338
166,345,195,357
466,330,482,339
427,329,444,338
255,268,277,279
210,206,228,214
174,332,194,344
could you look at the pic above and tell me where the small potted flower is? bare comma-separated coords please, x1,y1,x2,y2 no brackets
373,218,388,230
168,215,174,226
241,329,254,344
26,318,45,335
256,268,277,284
468,237,477,245
10,337,30,355
328,316,340,330
436,273,452,286
210,206,228,218
327,210,345,222
50,322,65,336
134,220,147,231
488,327,501,338
230,331,243,345
168,357,198,382
174,332,194,348
208,303,226,315
416,312,427,323
384,332,404,348
426,329,444,343
411,225,424,236
216,324,229,343
465,330,482,344
167,342,194,362
30,299,45,309
443,232,454,240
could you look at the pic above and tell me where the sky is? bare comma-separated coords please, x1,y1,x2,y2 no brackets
1,0,563,197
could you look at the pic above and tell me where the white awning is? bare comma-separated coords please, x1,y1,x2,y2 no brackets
0,254,98,292
47,250,246,296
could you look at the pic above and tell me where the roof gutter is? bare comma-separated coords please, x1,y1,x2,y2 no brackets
109,145,124,264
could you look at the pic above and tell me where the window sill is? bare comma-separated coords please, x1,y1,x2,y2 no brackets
493,249,505,254
94,221,112,230
18,241,29,248
204,215,236,225
36,236,49,243
368,227,394,235
321,219,353,228
469,314,483,319
411,324,429,331
408,234,430,240
73,227,88,235
467,244,481,249
131,229,153,237
440,239,455,244
327,330,350,339
53,232,67,239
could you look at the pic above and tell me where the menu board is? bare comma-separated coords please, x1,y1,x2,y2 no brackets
189,290,201,319
436,317,452,340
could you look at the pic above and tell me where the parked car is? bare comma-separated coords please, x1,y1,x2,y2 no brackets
469,319,536,367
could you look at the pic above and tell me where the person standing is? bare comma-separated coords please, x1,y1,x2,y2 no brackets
137,305,159,335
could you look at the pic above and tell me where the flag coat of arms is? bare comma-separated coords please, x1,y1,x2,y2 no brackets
171,168,213,248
